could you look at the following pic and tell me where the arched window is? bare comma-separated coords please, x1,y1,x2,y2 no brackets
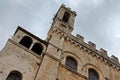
6,71,22,80
88,69,99,80
19,36,32,48
62,12,70,22
65,57,77,71
31,43,43,55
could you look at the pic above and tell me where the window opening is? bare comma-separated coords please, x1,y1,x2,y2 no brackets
31,43,43,55
6,71,22,80
62,12,70,22
65,57,77,71
19,36,32,48
88,69,99,80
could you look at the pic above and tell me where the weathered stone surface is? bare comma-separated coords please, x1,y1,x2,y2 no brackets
0,4,119,80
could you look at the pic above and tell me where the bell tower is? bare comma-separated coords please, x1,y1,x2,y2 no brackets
35,5,77,80
46,4,76,46
53,4,76,31
46,4,76,50
47,4,76,41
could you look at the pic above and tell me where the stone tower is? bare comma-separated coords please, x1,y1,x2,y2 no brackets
0,4,120,80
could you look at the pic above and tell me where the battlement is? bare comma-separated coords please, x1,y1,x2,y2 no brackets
66,33,120,68
51,4,120,71
58,5,120,66
61,4,77,15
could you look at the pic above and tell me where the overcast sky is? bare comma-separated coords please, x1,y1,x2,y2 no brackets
0,0,120,60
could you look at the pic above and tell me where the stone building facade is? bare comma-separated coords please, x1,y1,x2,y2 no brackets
0,4,120,80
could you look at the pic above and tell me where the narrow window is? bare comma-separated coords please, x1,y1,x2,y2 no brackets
31,43,43,55
62,12,70,22
65,57,77,71
88,69,99,80
6,71,22,80
19,36,32,48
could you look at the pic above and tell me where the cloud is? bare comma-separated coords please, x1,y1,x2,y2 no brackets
53,0,81,9
0,0,120,60
71,0,120,59
91,0,103,6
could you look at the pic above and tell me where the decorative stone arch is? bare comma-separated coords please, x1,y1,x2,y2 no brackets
31,42,45,55
83,63,104,80
19,36,33,49
6,70,22,80
61,51,83,72
65,56,77,71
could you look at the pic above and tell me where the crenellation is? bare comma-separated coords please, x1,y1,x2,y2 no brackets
61,4,65,7
88,41,96,50
0,4,120,80
82,42,88,48
66,34,120,70
73,11,77,14
67,7,71,11
111,55,119,65
61,4,77,15
76,34,84,43
69,34,115,64
99,48,108,58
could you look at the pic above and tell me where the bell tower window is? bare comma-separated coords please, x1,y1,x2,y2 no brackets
19,36,32,48
31,43,43,55
62,12,70,22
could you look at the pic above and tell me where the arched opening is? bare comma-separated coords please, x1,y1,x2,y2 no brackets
19,36,32,48
31,43,43,55
6,71,22,80
88,69,99,80
62,12,70,22
65,56,77,71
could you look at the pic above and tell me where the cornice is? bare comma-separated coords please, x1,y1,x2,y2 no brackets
65,36,120,71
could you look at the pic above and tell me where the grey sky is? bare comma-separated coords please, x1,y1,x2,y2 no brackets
0,0,120,60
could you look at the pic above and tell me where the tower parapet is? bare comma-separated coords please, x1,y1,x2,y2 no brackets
76,34,84,43
63,32,120,70
99,48,108,58
88,41,96,50
111,55,119,65
51,4,76,34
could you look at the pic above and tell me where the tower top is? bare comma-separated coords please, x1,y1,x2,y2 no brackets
53,4,77,20
60,4,77,16
52,4,77,34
